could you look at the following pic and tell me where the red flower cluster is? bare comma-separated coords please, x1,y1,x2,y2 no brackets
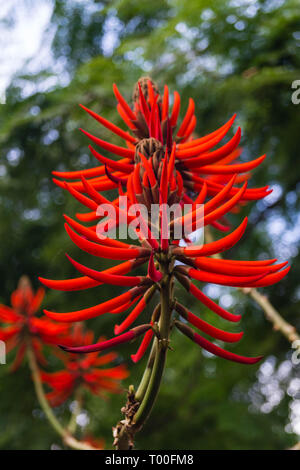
0,276,69,370
0,275,129,411
52,78,269,217
40,78,289,365
42,324,129,406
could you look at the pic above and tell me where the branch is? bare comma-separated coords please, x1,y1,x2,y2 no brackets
242,286,300,449
206,227,300,450
241,287,300,347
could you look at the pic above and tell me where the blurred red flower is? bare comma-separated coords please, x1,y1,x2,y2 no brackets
0,276,69,370
41,324,129,406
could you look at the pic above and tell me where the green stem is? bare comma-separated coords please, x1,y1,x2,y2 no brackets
113,259,173,449
26,344,97,450
135,340,156,402
133,338,166,429
133,264,172,429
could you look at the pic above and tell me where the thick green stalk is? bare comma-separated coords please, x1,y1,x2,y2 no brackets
113,258,173,449
133,269,171,428
134,340,156,402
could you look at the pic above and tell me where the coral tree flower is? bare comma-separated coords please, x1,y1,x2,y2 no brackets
0,276,69,370
40,79,289,366
41,324,129,406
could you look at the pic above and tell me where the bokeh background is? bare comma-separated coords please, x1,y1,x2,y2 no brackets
0,0,300,450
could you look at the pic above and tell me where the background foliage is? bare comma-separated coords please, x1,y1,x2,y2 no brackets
0,0,299,450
